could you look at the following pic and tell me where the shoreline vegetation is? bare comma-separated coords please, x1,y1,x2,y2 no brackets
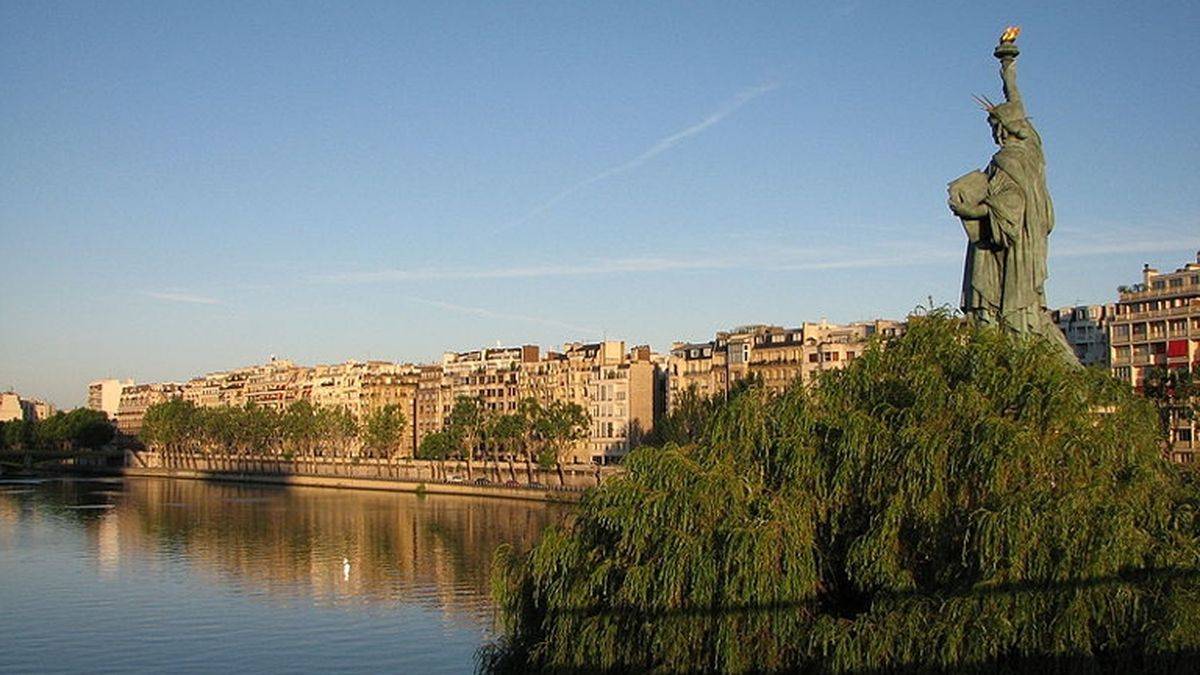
136,393,592,487
481,313,1200,673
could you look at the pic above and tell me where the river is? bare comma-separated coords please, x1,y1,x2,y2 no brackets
0,476,568,673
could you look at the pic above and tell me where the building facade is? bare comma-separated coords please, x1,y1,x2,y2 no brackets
303,360,420,456
1051,304,1115,367
87,379,133,420
25,398,55,421
667,319,906,411
412,342,664,465
0,392,24,423
1109,252,1200,464
116,383,184,436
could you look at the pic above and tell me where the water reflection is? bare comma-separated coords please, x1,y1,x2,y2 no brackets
0,473,566,624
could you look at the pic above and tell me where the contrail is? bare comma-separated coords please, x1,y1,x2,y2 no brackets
510,82,781,226
140,290,222,305
407,297,602,337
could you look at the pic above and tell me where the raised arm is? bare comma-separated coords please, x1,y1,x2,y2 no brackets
1000,57,1021,104
994,26,1022,104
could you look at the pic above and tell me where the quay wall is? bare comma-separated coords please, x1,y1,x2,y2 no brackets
121,451,621,502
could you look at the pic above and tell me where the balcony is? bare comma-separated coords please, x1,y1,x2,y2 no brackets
1118,282,1200,302
1116,304,1199,321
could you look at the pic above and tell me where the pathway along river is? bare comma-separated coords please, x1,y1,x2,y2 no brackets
0,475,569,673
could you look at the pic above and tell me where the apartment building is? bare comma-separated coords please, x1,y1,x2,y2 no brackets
181,358,301,410
25,399,55,421
1109,252,1200,464
0,392,24,423
522,341,663,464
87,379,133,420
408,340,665,465
414,363,451,449
116,382,184,435
2,392,57,423
441,345,538,416
582,345,659,464
1050,304,1114,367
304,360,420,456
667,319,906,411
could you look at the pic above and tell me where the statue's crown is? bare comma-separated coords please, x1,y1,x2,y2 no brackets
973,95,1027,128
987,101,1026,126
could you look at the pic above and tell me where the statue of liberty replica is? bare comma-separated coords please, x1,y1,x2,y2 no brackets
948,27,1076,362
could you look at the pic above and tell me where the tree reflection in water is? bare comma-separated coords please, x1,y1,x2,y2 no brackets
1,477,568,625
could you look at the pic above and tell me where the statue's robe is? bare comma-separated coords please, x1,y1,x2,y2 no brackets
983,129,1074,355
949,170,1001,324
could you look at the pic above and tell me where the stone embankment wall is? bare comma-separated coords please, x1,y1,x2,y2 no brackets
125,451,620,501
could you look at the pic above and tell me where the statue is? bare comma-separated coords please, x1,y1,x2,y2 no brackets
948,27,1077,362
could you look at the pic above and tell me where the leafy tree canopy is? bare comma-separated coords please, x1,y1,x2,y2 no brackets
417,430,455,460
484,314,1200,673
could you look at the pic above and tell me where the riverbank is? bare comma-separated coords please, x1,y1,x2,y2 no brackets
117,450,618,503
117,466,584,502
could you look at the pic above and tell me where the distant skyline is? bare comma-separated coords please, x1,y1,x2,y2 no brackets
2,2,1197,407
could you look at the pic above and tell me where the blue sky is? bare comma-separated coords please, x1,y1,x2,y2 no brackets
2,1,1197,407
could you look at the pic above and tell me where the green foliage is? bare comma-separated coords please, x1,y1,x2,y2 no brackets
1143,366,1198,442
362,404,408,458
490,413,526,455
417,430,455,460
3,418,35,450
316,405,359,451
70,409,116,449
644,384,725,447
531,400,589,468
17,408,115,451
281,400,319,453
141,399,362,456
483,315,1200,673
141,398,198,449
448,395,485,457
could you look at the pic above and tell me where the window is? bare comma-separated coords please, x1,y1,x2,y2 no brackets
808,353,819,363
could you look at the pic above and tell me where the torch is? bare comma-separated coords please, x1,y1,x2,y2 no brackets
994,25,1020,64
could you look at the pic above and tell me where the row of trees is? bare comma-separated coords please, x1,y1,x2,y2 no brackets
0,408,115,452
417,396,590,483
139,395,591,480
140,399,408,459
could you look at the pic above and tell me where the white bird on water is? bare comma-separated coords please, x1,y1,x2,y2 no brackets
342,556,351,581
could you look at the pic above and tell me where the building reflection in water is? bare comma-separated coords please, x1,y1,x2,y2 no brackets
2,478,568,627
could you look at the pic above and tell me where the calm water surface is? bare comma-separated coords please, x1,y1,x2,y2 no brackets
0,476,568,673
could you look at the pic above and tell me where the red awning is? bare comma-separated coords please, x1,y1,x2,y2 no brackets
1167,340,1190,358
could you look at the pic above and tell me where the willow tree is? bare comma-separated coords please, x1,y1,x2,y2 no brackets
484,314,1200,673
